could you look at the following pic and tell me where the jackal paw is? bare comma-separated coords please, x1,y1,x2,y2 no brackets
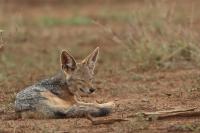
100,101,115,109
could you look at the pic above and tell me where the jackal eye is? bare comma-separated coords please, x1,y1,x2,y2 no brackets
75,79,85,84
76,78,85,82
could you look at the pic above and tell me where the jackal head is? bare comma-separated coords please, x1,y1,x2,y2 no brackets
61,47,99,95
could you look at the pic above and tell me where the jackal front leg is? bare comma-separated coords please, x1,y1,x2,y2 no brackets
65,101,115,118
74,92,115,108
77,101,115,109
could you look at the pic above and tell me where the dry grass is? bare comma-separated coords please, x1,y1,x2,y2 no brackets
98,1,200,70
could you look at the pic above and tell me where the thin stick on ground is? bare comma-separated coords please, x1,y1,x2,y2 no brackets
0,29,4,52
0,44,3,51
86,114,128,125
140,107,197,115
129,107,200,120
153,110,200,120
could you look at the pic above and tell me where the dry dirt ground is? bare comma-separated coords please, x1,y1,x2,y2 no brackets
1,0,200,133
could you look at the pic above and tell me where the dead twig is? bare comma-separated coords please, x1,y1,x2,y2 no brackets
130,107,199,120
153,110,200,120
140,107,196,116
86,114,128,125
0,29,4,52
159,45,188,64
0,44,3,51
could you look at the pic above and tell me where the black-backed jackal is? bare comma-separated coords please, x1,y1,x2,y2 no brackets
15,47,115,118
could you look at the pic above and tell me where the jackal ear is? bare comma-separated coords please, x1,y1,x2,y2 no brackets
61,50,77,73
82,47,99,73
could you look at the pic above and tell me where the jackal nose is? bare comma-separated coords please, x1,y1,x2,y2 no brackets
89,88,95,93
